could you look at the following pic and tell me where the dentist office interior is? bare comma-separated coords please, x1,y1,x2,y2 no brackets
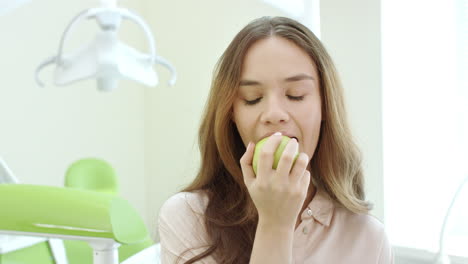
0,0,467,263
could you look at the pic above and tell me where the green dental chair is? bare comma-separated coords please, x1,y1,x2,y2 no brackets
0,184,158,264
63,158,154,263
65,158,118,195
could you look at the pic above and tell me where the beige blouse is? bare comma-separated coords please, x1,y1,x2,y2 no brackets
158,189,394,263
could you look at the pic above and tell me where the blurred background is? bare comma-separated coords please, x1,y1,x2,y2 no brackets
0,0,466,263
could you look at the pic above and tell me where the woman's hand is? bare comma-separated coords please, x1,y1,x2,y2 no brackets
240,132,311,229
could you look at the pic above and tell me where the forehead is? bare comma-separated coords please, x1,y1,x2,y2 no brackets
240,36,317,80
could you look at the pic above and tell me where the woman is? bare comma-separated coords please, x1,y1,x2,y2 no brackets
158,16,393,264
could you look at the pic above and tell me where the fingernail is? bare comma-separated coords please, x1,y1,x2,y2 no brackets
273,132,282,136
293,138,299,148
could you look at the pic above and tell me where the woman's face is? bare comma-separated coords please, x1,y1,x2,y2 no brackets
232,36,322,160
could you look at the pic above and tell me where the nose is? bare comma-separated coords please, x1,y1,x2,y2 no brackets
260,94,289,125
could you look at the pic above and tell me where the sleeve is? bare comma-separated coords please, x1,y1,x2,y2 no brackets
158,192,216,264
378,229,395,264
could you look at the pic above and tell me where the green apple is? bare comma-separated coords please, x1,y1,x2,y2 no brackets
252,135,299,175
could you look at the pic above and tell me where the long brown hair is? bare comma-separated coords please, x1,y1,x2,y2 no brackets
181,16,372,263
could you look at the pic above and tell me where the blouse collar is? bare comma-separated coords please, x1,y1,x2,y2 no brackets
300,188,334,227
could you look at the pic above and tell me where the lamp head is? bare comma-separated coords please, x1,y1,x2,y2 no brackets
35,3,176,91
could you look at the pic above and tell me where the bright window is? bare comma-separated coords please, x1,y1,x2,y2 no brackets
383,0,468,258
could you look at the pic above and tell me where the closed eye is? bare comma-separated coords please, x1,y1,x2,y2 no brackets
245,95,304,105
287,95,304,101
244,97,262,105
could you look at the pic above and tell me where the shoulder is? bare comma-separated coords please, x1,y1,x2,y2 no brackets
158,191,210,233
159,191,209,217
158,191,215,262
333,207,393,262
158,191,211,250
334,206,386,237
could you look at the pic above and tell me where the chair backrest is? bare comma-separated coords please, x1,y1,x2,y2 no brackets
65,158,118,195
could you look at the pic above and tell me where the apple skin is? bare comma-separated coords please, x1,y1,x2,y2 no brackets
252,135,299,175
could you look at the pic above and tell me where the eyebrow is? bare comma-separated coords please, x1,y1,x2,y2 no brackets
239,73,315,86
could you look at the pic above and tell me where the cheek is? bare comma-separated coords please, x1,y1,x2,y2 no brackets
300,105,322,157
303,125,322,160
232,101,243,125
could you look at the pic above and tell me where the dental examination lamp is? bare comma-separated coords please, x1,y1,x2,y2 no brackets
35,0,177,91
0,184,150,264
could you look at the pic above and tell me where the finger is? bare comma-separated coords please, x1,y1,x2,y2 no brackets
289,152,310,183
300,170,311,193
240,141,256,186
256,132,283,179
275,138,299,183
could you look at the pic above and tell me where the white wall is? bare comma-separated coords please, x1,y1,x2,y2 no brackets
320,0,384,221
0,0,149,224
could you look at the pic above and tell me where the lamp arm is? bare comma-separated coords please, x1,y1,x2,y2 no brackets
34,8,91,87
435,175,468,263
